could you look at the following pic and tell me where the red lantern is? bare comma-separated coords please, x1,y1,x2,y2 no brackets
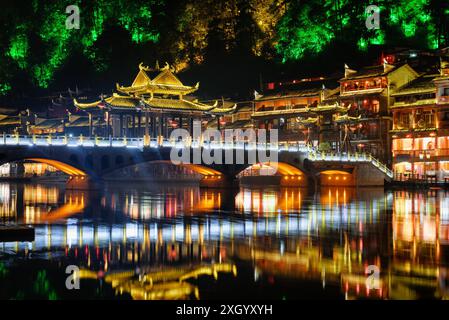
170,119,178,128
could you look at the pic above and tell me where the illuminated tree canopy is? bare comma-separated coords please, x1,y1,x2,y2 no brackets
0,0,448,96
275,0,449,61
1,0,162,92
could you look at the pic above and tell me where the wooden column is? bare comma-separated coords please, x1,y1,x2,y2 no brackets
88,113,93,137
137,112,142,137
119,114,123,137
132,114,136,138
144,111,149,137
157,116,162,137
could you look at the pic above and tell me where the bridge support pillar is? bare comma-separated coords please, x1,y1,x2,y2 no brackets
354,163,386,187
199,175,237,188
66,176,101,190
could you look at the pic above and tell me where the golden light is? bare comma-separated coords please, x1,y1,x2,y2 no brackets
27,158,86,176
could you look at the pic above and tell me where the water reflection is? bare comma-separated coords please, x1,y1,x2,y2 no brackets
0,182,449,299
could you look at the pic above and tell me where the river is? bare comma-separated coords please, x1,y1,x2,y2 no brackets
0,182,448,300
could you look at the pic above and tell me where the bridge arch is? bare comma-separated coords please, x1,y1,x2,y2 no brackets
237,162,308,187
101,160,224,183
318,170,354,186
25,158,87,176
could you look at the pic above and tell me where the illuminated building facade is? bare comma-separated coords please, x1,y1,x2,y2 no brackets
337,62,419,163
391,59,449,182
252,78,339,143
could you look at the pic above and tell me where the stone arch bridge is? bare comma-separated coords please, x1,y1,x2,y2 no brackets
0,135,392,188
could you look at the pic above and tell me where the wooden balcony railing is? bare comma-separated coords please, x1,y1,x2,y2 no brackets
393,149,449,158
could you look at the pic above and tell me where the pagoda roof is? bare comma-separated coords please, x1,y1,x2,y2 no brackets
117,62,199,96
142,97,217,112
252,107,311,118
390,98,436,109
206,100,237,115
334,114,362,123
391,74,437,96
68,115,103,127
32,118,63,130
74,94,141,111
0,115,20,126
391,75,438,97
256,78,338,102
310,103,348,113
297,117,318,125
341,64,395,81
256,88,322,101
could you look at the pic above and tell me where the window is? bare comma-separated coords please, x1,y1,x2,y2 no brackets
393,138,413,150
399,113,410,128
372,100,380,113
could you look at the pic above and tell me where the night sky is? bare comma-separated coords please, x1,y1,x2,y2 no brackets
1,0,449,109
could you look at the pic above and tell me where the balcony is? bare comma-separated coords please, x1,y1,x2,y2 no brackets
341,84,384,96
393,148,449,159
392,120,436,132
392,98,436,108
349,133,380,141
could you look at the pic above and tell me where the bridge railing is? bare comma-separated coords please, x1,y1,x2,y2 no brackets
0,134,311,152
307,150,393,178
0,134,393,177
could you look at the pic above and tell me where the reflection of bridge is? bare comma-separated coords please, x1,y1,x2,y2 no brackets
0,135,392,187
78,263,237,300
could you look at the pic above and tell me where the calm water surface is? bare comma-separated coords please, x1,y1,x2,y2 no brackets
0,182,448,300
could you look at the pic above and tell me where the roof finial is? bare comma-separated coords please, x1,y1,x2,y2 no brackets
139,62,151,71
162,62,170,70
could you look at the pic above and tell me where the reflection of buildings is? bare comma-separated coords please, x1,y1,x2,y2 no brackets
391,190,449,299
0,183,86,224
102,185,225,219
2,183,449,299
235,188,303,214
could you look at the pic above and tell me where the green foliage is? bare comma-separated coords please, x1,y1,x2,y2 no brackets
276,0,445,63
0,262,8,278
1,0,161,91
33,270,58,300
318,142,331,152
276,1,338,62
0,0,448,94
